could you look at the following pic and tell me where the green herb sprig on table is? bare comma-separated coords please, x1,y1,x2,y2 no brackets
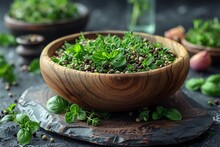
52,32,176,74
8,0,79,23
185,74,220,96
28,58,41,74
185,18,220,47
47,96,182,126
0,33,16,47
0,54,16,84
0,104,40,145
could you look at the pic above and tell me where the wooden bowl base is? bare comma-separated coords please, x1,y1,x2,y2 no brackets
18,84,213,146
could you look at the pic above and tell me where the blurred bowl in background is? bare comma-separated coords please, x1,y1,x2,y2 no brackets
4,3,90,43
181,38,220,64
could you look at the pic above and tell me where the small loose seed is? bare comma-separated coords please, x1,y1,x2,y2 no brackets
115,71,120,74
50,138,55,143
32,132,37,137
14,99,18,103
4,84,10,91
21,65,28,72
41,134,47,140
136,118,140,122
125,71,129,74
8,92,13,98
139,57,144,62
2,109,8,114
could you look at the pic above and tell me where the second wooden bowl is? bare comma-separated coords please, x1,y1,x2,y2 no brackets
181,38,220,64
40,31,190,112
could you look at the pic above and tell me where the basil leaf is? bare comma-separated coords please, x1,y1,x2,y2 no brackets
17,128,32,145
0,115,14,123
65,112,76,123
28,58,40,74
16,113,30,125
77,110,87,121
9,103,16,111
26,121,40,134
156,106,165,115
185,78,205,91
201,82,220,96
70,104,80,113
206,74,220,84
46,95,69,114
139,110,150,122
152,111,163,120
165,108,182,121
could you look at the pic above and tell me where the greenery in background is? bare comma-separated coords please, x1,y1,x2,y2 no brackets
0,53,16,84
128,0,150,26
28,58,40,74
8,0,79,23
52,32,175,74
185,74,220,96
0,33,16,47
185,18,220,47
0,104,40,145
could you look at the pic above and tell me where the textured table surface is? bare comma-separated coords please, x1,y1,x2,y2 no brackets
0,0,220,146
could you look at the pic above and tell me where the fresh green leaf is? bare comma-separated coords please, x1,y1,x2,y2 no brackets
65,112,76,123
185,78,205,91
26,121,40,134
77,110,87,121
0,115,14,123
139,110,149,122
0,33,16,47
165,108,182,121
152,111,163,120
16,113,30,126
46,95,69,114
206,74,220,84
17,128,32,145
28,58,40,74
201,82,220,96
9,103,16,111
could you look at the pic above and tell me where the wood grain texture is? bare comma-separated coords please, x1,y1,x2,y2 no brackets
40,31,190,112
4,3,89,43
181,38,220,63
18,84,213,146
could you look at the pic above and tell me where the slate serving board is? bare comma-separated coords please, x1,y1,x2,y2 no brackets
18,84,213,146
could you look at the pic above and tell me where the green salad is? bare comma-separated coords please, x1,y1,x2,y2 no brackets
185,18,220,48
8,0,79,23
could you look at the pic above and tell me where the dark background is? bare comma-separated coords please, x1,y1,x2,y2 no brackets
1,0,220,35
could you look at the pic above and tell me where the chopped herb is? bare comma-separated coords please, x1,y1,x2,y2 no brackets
0,33,16,47
0,104,39,145
8,0,79,23
52,32,176,73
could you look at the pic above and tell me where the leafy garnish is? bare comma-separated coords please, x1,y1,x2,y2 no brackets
0,104,39,145
0,54,16,84
0,33,16,47
46,95,69,114
28,58,40,74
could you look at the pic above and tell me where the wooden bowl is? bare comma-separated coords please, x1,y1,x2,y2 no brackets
181,38,220,64
40,31,190,112
4,3,89,43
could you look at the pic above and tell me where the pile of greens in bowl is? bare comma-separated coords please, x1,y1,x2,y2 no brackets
185,18,220,48
8,0,79,23
51,32,176,74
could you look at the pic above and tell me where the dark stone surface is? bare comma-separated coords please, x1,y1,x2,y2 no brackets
17,85,213,146
0,0,220,146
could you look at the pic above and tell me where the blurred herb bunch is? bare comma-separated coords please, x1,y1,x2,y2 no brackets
8,0,79,23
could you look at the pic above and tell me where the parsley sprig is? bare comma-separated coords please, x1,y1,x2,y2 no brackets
0,104,40,145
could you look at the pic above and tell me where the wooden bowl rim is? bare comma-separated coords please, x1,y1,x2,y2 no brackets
181,38,220,52
4,3,89,27
41,30,189,77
